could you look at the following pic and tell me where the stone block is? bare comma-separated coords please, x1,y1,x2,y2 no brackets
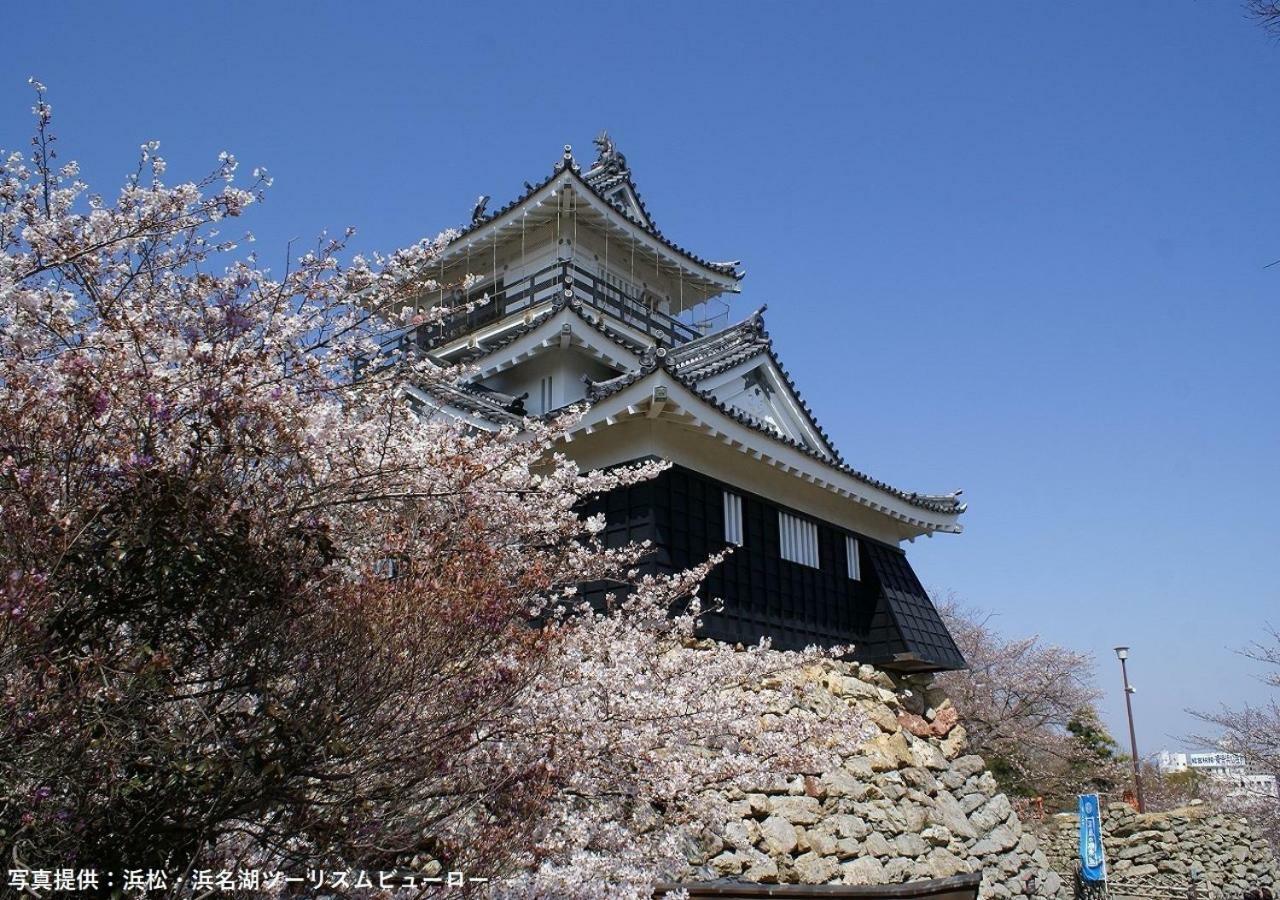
894,833,929,857
840,856,888,885
793,851,840,884
769,795,821,825
862,831,894,857
758,815,798,855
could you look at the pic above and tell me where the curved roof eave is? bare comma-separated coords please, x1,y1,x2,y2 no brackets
460,299,648,377
434,149,745,289
575,365,966,533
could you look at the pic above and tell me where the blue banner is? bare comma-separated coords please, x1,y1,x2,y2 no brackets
1078,793,1106,882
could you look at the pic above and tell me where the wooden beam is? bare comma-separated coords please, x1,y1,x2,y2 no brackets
647,385,668,418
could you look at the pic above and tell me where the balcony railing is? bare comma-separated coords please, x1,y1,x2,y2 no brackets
402,260,701,352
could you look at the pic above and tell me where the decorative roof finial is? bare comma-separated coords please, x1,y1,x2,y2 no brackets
591,129,626,174
471,194,489,223
556,144,578,174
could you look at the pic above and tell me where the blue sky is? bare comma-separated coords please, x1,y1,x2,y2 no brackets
4,1,1277,752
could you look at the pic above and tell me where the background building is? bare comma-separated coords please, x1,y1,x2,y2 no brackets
1156,750,1279,799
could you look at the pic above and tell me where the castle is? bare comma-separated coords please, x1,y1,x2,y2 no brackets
394,132,966,672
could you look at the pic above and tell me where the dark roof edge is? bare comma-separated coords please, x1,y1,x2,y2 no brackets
669,309,840,462
441,293,649,368
441,147,745,284
583,359,966,518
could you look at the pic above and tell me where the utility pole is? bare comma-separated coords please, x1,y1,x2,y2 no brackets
1114,646,1145,813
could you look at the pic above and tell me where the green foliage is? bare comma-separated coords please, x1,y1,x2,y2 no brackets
984,754,1038,799
1055,707,1122,805
1067,707,1119,762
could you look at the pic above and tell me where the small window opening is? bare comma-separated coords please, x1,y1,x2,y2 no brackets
779,511,819,568
723,491,744,546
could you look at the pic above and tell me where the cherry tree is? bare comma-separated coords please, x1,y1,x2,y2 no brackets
936,598,1122,808
1191,629,1280,851
1247,0,1280,34
0,83,864,897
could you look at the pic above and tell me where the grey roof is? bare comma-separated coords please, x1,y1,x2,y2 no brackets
663,308,853,462
581,130,650,227
410,294,646,423
580,313,966,517
665,308,773,380
409,134,962,520
441,292,649,366
445,142,743,282
416,299,963,518
413,379,525,425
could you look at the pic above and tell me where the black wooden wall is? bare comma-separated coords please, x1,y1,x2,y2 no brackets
584,463,966,671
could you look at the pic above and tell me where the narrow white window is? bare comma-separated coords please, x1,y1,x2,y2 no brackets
723,491,743,546
778,511,819,568
539,375,554,414
845,535,861,581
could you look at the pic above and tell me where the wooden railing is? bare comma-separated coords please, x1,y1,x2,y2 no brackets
401,260,700,352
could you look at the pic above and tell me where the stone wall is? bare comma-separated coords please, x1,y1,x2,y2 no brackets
682,660,1069,899
1037,801,1279,898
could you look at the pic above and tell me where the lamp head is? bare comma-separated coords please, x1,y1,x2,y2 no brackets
1114,646,1130,660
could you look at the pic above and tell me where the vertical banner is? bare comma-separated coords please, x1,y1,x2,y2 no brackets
1078,793,1107,882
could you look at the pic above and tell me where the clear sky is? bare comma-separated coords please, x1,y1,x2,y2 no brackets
4,1,1277,753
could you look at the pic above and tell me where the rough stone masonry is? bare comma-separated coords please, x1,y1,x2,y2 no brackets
1038,800,1279,898
679,658,1070,899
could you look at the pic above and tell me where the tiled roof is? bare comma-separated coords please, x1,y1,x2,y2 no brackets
411,304,964,518
665,308,772,380
411,294,651,428
442,293,649,366
665,308,842,461
413,380,524,426
863,541,967,671
580,312,965,517
581,133,650,227
443,144,743,282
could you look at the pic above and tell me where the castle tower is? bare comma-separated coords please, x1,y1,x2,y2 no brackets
393,133,966,672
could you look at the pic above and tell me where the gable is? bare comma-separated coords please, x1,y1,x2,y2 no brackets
461,304,644,380
700,359,836,460
481,345,623,415
600,182,651,229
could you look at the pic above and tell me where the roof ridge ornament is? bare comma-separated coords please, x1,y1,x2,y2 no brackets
635,345,669,373
430,135,744,285
584,129,632,194
591,130,627,172
556,144,575,173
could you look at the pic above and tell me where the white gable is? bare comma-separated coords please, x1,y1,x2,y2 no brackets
700,359,835,460
600,182,652,229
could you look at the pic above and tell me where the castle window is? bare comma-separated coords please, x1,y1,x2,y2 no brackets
723,491,743,546
539,376,554,414
778,511,818,568
846,536,861,581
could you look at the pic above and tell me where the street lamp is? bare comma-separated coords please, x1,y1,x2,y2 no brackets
1114,646,1145,812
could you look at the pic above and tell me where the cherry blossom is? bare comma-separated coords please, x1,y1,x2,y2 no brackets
0,84,866,898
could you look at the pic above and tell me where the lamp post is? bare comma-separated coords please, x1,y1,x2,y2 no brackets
1114,646,1145,812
